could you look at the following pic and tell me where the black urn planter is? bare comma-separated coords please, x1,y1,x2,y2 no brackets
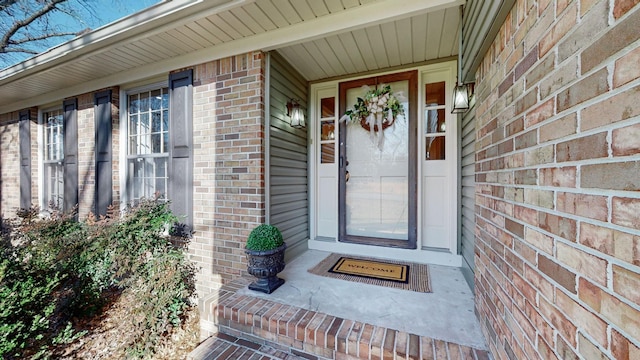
245,243,287,294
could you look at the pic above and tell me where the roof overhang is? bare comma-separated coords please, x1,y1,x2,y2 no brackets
0,0,465,114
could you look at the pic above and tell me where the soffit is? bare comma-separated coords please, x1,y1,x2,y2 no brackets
0,0,463,113
277,7,460,81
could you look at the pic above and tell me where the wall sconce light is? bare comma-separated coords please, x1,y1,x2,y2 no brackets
286,99,305,129
451,83,470,114
451,5,471,114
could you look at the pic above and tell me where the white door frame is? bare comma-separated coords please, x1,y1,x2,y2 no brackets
308,61,461,267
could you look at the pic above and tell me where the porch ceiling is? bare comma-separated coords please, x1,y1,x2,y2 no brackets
0,0,462,114
277,7,460,81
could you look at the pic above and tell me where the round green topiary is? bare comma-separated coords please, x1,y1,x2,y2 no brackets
245,224,284,251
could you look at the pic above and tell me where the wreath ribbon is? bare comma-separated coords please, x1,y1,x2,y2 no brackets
339,84,406,150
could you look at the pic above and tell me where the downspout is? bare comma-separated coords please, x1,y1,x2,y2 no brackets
456,4,464,256
264,52,271,225
457,4,464,87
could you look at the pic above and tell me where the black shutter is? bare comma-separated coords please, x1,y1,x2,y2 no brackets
168,70,193,234
94,90,113,216
19,110,31,210
63,98,78,213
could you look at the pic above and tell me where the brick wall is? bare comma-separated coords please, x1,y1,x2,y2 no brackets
76,94,96,220
474,1,640,359
191,51,266,295
0,90,118,220
0,111,20,216
0,51,264,299
71,88,120,220
0,107,37,215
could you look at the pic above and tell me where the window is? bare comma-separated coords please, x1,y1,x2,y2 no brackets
43,109,64,208
126,87,169,202
424,81,446,160
319,96,336,164
123,70,193,230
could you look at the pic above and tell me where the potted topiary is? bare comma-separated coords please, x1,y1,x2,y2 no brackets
245,224,287,293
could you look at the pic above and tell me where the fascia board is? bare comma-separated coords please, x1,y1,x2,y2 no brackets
0,0,462,113
0,0,248,83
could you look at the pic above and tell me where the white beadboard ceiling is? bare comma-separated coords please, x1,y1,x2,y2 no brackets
0,0,462,113
277,8,460,80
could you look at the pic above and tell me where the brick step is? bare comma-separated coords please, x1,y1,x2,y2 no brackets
213,291,490,360
188,332,309,360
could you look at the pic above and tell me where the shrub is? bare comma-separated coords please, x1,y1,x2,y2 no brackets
0,199,196,359
0,252,61,358
245,224,284,251
0,209,69,357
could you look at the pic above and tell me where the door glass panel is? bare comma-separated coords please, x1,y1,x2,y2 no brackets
426,137,445,160
425,109,446,134
345,80,409,240
425,81,447,161
320,120,335,141
321,97,335,118
425,81,445,105
319,96,336,164
321,143,335,163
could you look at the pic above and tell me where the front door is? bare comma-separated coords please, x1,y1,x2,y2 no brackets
338,71,418,249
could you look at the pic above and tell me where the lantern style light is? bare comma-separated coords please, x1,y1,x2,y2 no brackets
451,5,472,114
286,99,305,129
451,83,470,114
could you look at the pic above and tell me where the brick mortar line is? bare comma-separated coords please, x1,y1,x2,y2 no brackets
213,288,489,359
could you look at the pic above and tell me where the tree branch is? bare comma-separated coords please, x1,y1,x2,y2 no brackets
0,0,19,12
1,46,39,54
0,0,68,53
8,31,82,45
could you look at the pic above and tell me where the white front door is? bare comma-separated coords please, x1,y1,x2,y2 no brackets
338,71,418,249
311,61,459,261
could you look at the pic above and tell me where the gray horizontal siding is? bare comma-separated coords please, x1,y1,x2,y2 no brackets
460,100,476,290
268,51,309,261
462,0,516,83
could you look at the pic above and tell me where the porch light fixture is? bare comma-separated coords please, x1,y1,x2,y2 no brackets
451,5,471,114
451,82,470,114
286,99,305,129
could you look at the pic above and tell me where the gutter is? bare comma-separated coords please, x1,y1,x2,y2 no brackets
0,0,251,85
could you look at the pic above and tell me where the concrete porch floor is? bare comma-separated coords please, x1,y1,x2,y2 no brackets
234,250,487,350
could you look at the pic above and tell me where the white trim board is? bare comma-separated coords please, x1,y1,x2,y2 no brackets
308,239,463,268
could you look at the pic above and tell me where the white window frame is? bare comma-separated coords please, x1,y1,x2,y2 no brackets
39,107,65,210
120,82,170,207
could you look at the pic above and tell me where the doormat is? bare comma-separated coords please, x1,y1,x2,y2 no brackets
308,253,431,293
330,257,409,283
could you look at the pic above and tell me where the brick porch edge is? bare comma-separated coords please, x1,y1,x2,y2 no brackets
195,277,490,360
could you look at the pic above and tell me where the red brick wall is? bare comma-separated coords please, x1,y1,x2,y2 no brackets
0,51,264,298
77,93,96,220
191,51,266,294
0,111,21,216
0,108,38,215
474,0,640,359
74,88,121,219
0,90,119,220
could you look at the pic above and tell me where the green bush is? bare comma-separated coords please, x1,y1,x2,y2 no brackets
0,253,61,358
0,199,196,359
245,224,284,251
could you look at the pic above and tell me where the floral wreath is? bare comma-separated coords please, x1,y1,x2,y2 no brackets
340,84,406,148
